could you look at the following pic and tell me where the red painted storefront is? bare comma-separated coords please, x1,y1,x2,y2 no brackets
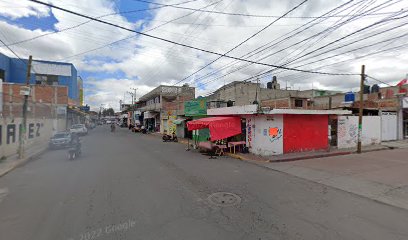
283,114,329,153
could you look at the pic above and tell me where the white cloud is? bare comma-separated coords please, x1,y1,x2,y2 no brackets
85,78,153,111
0,0,50,19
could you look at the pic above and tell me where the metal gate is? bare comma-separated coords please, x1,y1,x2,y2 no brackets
381,112,397,141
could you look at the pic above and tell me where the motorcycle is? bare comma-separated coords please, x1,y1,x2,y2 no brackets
162,133,178,142
110,124,116,132
68,143,81,160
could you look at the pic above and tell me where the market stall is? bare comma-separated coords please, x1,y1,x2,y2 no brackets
187,116,242,156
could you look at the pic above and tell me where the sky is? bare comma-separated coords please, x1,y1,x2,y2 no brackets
0,0,407,111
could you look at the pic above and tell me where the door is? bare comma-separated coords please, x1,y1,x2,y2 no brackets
381,112,397,141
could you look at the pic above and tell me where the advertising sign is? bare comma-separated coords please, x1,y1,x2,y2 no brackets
184,98,207,116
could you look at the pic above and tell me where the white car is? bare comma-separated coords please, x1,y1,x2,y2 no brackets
70,124,88,136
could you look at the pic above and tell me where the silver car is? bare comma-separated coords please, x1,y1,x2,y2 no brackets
70,124,88,136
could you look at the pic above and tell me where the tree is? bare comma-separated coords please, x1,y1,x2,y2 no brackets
102,108,115,116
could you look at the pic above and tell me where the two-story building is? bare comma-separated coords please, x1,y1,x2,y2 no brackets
138,84,195,133
206,77,339,109
0,52,82,106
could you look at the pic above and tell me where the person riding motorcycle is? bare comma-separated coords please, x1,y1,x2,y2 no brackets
69,133,81,155
111,123,116,132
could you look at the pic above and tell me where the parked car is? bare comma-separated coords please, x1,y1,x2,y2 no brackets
49,132,72,149
70,124,88,136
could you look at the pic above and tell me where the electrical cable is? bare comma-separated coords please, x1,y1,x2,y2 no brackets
188,0,373,85
0,0,202,48
131,0,402,19
28,0,357,76
196,1,406,87
173,0,310,86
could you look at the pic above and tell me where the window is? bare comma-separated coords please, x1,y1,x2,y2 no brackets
294,99,303,108
35,74,58,85
0,69,5,81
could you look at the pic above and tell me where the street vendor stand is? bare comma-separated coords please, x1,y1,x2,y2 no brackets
187,116,242,157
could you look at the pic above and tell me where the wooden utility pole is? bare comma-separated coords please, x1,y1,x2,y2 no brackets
18,55,32,159
357,65,365,154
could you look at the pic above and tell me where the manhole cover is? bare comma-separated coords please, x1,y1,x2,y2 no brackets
207,192,241,207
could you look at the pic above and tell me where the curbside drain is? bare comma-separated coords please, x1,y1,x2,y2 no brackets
207,192,241,207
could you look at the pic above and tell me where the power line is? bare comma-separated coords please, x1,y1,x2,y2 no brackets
131,0,402,19
188,0,373,85
173,0,310,86
0,0,201,48
138,0,230,88
28,0,356,76
365,75,392,86
196,1,406,87
56,0,223,61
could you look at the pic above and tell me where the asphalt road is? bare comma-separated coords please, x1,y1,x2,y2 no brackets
1,126,408,240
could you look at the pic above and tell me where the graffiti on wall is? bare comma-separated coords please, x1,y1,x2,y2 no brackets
268,127,282,143
167,116,177,134
247,118,252,148
337,119,346,139
0,122,43,146
337,116,381,149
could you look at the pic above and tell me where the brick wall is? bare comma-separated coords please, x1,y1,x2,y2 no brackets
2,83,68,118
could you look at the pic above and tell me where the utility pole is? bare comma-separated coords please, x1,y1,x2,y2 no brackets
357,65,365,154
131,87,138,104
18,55,32,159
127,91,134,106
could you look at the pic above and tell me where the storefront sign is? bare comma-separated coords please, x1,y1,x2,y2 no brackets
184,98,207,116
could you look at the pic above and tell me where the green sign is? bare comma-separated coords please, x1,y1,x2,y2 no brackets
184,98,207,116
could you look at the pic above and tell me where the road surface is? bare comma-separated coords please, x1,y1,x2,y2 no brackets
1,126,408,240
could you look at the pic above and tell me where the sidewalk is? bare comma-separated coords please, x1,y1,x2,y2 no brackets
228,144,392,163
0,144,48,178
255,147,408,210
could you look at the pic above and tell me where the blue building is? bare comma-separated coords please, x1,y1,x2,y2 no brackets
0,52,80,104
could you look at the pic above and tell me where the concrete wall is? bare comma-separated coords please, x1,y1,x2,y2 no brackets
246,115,284,156
338,116,381,149
0,117,66,158
2,83,68,118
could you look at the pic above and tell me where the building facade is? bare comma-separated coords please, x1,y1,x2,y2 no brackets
206,80,339,108
137,84,195,133
0,53,81,105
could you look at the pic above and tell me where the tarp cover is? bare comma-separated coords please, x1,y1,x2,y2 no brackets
187,116,241,141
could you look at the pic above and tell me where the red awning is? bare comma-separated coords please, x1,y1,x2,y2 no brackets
187,117,242,141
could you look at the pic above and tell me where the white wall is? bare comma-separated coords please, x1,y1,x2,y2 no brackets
246,115,283,156
208,104,257,115
381,112,397,141
338,116,381,149
0,118,66,157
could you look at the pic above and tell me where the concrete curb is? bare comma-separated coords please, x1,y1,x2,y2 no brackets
225,146,393,163
0,146,48,178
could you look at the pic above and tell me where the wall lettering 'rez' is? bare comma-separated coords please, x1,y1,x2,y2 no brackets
0,123,43,146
